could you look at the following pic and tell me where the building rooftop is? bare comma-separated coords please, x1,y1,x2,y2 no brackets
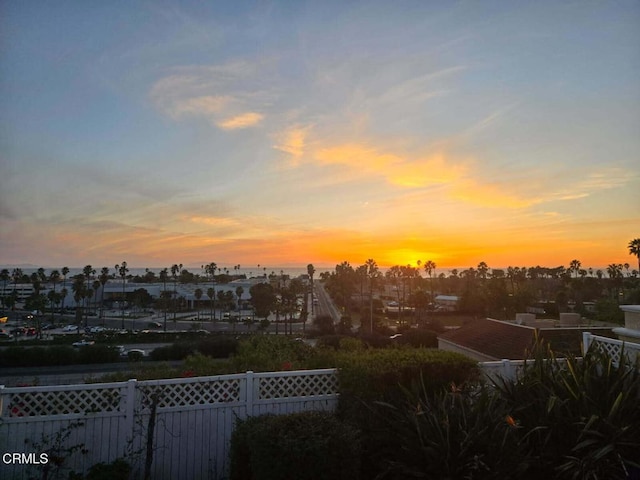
438,317,616,360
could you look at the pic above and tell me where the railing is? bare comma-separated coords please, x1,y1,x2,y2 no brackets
0,369,339,480
582,331,640,367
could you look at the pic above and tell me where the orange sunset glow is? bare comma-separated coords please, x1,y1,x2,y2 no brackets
1,2,638,271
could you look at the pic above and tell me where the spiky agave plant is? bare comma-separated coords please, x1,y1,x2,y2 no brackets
493,338,640,479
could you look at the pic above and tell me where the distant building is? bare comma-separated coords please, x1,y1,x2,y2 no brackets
434,295,458,311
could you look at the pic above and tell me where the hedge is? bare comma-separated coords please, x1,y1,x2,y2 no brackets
229,411,361,480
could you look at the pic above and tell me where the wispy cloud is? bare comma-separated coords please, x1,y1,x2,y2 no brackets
273,125,310,162
217,112,264,130
150,61,270,130
162,95,233,120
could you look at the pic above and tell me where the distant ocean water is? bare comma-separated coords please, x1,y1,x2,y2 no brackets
2,264,620,278
1,265,334,279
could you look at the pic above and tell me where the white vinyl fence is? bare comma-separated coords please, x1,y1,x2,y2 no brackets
478,332,640,381
582,331,640,367
0,369,339,480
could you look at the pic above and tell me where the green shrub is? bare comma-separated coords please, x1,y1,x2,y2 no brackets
315,334,352,350
395,328,438,348
77,345,120,364
150,342,195,361
84,459,131,480
229,411,361,480
182,352,233,376
229,335,315,372
335,348,478,404
331,348,479,479
0,345,80,367
43,345,80,365
196,336,239,358
148,336,238,361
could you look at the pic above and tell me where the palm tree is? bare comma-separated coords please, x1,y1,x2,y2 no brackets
307,263,316,315
71,274,86,332
569,259,581,278
115,262,129,329
60,266,69,313
204,263,217,320
194,288,203,320
92,280,100,317
477,262,489,280
364,258,380,334
82,265,95,321
159,268,169,330
48,270,60,320
12,268,23,299
235,285,244,312
171,264,182,319
99,267,110,324
629,238,640,272
207,287,215,321
607,263,623,302
0,268,9,314
424,260,437,301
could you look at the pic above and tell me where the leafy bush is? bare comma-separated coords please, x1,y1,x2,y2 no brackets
395,328,438,348
196,336,239,358
149,336,238,361
335,348,479,404
315,334,353,350
71,459,131,480
229,335,315,372
150,342,195,361
330,348,479,479
229,411,361,480
77,345,120,364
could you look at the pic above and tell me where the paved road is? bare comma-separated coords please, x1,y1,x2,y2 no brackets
313,282,342,323
0,360,184,387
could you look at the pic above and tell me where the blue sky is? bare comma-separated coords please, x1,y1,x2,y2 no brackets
1,1,639,270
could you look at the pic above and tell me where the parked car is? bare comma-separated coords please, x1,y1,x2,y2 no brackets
72,340,95,347
62,325,78,332
0,332,14,340
124,349,146,361
147,321,162,328
10,327,26,336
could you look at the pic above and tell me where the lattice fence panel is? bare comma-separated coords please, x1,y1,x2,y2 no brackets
259,373,339,400
5,387,123,417
592,339,622,362
138,378,242,411
591,338,640,367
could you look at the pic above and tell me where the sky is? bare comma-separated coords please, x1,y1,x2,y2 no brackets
1,1,639,271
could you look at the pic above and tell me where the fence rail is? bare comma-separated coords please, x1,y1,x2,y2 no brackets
0,369,339,480
478,332,640,381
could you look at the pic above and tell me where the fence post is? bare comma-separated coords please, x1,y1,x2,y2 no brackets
501,359,513,380
245,371,254,418
582,332,591,356
124,379,137,450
